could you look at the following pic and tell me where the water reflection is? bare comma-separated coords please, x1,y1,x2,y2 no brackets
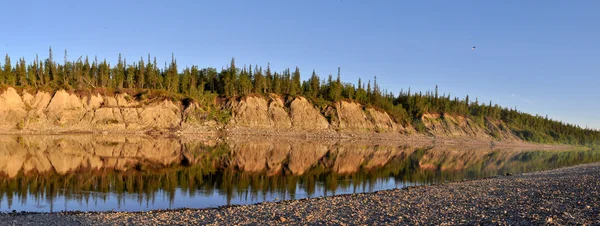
0,135,598,212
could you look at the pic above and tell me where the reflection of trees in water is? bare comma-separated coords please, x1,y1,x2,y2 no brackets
1,139,599,210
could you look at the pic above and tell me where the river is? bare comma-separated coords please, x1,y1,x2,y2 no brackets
0,135,598,212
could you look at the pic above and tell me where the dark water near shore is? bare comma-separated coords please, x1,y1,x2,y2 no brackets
0,135,599,212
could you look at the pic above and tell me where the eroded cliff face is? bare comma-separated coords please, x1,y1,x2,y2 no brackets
227,95,293,129
0,87,520,141
330,101,403,133
227,96,409,135
0,88,187,133
420,113,520,141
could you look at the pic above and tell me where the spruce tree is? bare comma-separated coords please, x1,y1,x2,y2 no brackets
137,57,145,89
272,72,281,94
48,47,57,86
30,55,39,87
226,58,237,96
166,53,179,93
82,56,90,89
291,66,301,96
238,67,252,96
99,59,109,87
309,70,320,98
62,49,69,87
253,65,265,94
126,64,135,89
27,63,36,87
180,67,191,94
91,56,98,87
189,65,199,95
203,68,218,93
73,57,83,89
4,54,15,86
17,58,27,86
115,54,125,88
154,57,162,89
265,63,272,93
145,55,157,89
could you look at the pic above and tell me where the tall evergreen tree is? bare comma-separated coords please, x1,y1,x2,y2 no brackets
166,53,179,92
30,55,40,87
115,54,125,88
237,66,252,96
180,67,191,94
308,70,320,98
291,66,301,96
47,47,57,86
62,49,70,87
253,65,265,93
99,59,110,87
265,63,272,93
81,56,90,88
91,56,98,87
4,54,15,86
189,65,199,95
27,63,36,87
16,58,27,86
224,58,237,96
272,72,281,94
145,55,157,89
154,56,162,89
137,57,145,89
126,63,135,89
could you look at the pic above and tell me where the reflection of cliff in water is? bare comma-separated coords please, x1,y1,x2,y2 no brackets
1,135,599,210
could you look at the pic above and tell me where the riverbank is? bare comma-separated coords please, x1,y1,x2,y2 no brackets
2,162,599,225
0,87,524,144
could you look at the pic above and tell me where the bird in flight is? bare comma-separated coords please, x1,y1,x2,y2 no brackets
472,46,476,51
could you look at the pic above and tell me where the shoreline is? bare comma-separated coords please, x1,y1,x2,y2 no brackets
0,131,576,150
2,162,598,225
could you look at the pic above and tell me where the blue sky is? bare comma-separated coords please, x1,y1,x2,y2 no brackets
1,0,599,129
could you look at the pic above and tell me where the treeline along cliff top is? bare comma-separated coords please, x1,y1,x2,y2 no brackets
0,49,599,145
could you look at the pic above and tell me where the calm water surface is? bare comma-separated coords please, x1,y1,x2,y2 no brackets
0,135,598,212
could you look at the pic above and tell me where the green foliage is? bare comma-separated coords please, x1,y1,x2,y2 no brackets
413,119,427,133
1,50,599,145
3,54,15,85
209,108,231,124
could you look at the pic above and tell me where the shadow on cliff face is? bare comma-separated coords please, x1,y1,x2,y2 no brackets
0,135,598,211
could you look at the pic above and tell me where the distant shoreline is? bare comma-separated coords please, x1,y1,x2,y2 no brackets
2,162,598,225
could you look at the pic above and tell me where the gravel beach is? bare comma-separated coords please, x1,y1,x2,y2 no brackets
2,162,599,225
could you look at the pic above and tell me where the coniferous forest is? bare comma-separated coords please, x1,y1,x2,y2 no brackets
1,48,599,145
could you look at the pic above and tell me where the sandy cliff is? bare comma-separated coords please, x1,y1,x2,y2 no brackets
0,88,184,133
0,87,520,141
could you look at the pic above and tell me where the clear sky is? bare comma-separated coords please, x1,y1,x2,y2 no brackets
1,0,599,129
